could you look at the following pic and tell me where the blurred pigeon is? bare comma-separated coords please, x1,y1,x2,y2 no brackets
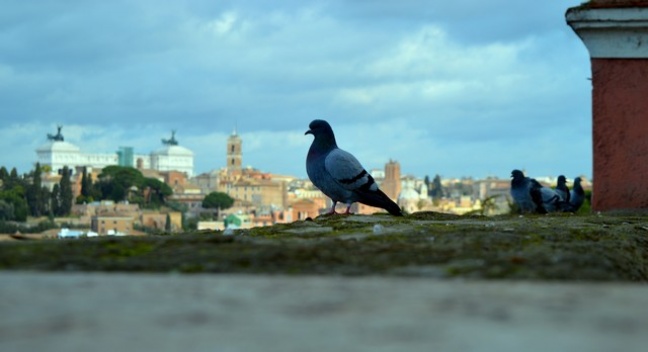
305,119,403,216
510,169,539,213
534,179,564,213
554,175,570,204
510,169,563,214
567,176,585,212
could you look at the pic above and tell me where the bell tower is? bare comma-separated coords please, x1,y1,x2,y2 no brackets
382,159,401,201
226,128,242,170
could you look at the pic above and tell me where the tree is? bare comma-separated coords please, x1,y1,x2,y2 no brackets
1,167,22,190
0,167,8,183
82,167,90,197
165,213,172,232
424,175,431,196
202,192,234,218
142,177,172,208
26,163,48,217
0,199,15,221
0,188,28,221
430,174,444,200
96,166,144,202
77,167,96,204
58,166,73,216
51,184,61,216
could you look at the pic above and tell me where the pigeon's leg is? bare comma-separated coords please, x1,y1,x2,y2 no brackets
325,201,338,215
344,204,353,215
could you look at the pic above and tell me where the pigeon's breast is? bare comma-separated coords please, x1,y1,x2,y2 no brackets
306,152,353,202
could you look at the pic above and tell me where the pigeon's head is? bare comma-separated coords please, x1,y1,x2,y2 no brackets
557,175,567,185
305,119,337,148
573,177,582,186
511,169,525,180
305,119,333,136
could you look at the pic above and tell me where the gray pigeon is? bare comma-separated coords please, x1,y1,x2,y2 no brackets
510,169,539,213
510,169,563,214
567,176,585,212
305,119,403,216
535,179,564,213
555,175,570,204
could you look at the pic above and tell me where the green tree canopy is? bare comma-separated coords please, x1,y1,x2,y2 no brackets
96,166,145,202
142,177,173,208
0,199,15,221
0,188,28,221
430,174,444,199
26,163,48,217
49,167,73,217
58,166,73,216
0,167,28,221
93,166,174,208
202,192,234,210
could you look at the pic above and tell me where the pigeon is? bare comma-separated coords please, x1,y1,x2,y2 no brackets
555,175,570,204
510,169,539,213
567,176,585,212
510,169,563,214
305,119,403,216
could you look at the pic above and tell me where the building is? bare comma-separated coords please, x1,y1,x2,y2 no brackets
291,198,323,220
382,159,401,202
91,215,134,235
191,170,221,194
224,178,287,209
140,212,182,232
117,147,134,167
224,213,253,229
147,131,194,177
226,129,243,171
36,127,194,177
567,0,648,211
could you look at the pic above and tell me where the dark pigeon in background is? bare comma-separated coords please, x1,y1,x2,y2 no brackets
555,175,570,204
510,169,563,214
305,119,403,216
510,169,540,213
567,176,585,212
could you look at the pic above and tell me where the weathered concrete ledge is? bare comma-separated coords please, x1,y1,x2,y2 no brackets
1,272,648,352
1,212,647,281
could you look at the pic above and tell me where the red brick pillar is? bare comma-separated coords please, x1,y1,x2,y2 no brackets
567,1,648,211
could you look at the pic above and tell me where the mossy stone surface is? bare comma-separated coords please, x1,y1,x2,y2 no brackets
1,212,647,281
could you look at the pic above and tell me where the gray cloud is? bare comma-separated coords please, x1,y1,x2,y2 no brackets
0,1,591,180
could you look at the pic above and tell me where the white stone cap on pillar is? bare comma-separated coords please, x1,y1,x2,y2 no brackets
567,7,648,58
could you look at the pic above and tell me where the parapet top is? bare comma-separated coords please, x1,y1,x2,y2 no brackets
579,0,648,8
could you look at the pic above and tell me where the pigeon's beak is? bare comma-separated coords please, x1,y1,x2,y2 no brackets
305,129,313,135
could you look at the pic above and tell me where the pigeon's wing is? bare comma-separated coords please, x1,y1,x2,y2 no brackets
324,148,402,216
540,187,562,203
324,148,378,192
539,187,564,212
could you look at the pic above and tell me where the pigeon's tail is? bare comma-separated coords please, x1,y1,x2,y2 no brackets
357,189,403,216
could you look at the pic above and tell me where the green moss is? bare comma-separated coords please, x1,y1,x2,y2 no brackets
0,213,647,281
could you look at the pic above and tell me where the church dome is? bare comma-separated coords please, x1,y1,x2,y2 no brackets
398,187,420,201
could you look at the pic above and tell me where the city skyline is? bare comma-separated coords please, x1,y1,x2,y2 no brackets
0,1,591,180
14,125,589,184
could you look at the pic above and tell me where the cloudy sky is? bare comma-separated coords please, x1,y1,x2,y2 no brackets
1,0,591,180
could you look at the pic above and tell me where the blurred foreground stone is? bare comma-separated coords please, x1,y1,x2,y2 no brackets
1,272,648,352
